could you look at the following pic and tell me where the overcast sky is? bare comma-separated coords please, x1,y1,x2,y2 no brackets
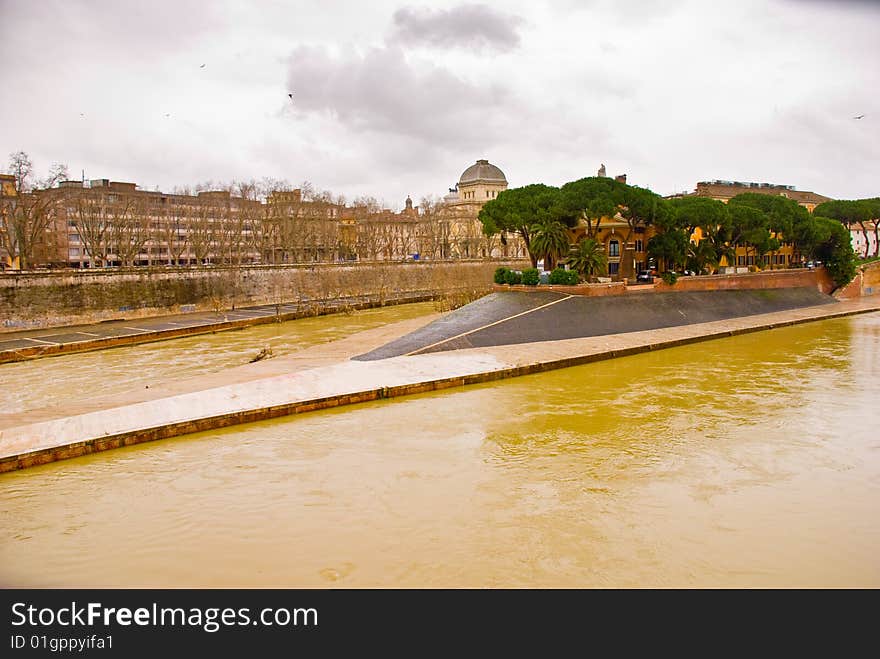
1,0,877,209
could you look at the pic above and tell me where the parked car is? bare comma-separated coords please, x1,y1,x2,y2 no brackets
636,270,654,283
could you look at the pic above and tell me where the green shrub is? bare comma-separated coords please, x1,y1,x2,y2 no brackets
494,267,510,284
504,269,522,285
660,271,678,285
520,268,540,285
548,268,579,285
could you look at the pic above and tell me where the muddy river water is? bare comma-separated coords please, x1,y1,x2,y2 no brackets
1,306,878,587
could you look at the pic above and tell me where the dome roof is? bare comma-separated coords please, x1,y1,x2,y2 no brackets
459,159,507,186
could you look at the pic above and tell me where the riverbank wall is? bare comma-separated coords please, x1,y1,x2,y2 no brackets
0,259,528,330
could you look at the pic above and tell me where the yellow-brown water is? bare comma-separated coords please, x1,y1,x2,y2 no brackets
1,302,437,414
1,308,879,587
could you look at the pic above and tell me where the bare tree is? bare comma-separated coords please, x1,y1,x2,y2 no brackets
233,180,262,264
40,162,70,190
302,188,341,262
198,189,234,264
110,195,151,266
72,189,111,267
1,152,69,269
0,191,56,270
188,200,216,265
162,198,190,265
416,195,446,259
7,151,33,192
351,196,383,261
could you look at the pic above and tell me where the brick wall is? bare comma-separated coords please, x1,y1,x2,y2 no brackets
835,260,880,299
496,268,839,299
652,268,834,295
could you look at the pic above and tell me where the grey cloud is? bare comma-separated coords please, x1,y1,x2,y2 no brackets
784,0,880,7
0,0,223,57
389,4,522,51
286,45,510,145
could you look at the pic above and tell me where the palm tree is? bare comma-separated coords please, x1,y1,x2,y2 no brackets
529,218,571,270
686,238,718,275
567,237,607,280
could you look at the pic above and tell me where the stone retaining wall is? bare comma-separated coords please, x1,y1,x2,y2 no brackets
1,259,528,329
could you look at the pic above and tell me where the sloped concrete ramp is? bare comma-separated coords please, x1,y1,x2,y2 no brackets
355,288,837,360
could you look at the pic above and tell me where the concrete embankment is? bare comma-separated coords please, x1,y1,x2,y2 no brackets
1,296,878,473
356,287,836,360
0,291,433,365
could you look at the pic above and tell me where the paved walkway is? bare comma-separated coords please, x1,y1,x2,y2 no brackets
1,296,878,473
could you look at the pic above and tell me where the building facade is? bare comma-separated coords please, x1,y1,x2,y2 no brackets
436,159,526,259
691,179,831,212
2,159,526,270
669,179,835,271
51,179,264,268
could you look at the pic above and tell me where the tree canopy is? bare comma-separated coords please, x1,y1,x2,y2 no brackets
478,183,564,267
479,170,865,288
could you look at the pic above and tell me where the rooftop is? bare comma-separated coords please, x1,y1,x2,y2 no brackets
459,159,507,186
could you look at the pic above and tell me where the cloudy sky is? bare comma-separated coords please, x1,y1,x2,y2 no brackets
1,0,877,208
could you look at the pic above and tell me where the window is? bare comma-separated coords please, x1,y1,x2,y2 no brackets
69,248,80,257
609,262,619,275
738,256,746,265
608,240,619,257
635,239,644,252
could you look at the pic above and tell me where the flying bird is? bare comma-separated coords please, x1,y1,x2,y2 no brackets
200,63,206,68
165,113,171,118
288,93,293,100
854,114,865,119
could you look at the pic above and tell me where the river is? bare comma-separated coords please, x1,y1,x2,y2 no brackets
1,307,878,587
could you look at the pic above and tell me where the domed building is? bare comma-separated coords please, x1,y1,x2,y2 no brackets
458,159,508,202
435,159,525,259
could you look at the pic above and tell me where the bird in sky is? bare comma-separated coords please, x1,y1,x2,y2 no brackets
165,113,171,118
288,93,293,100
854,114,865,119
200,63,206,68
